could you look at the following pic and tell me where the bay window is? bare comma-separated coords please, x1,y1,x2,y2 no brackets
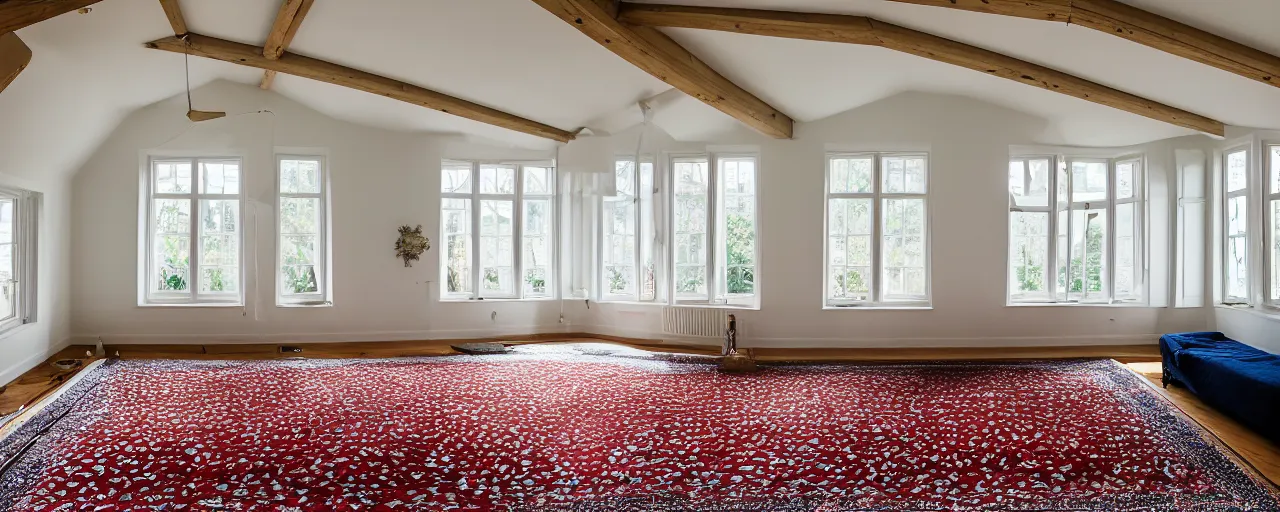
142,157,242,305
825,153,929,307
1007,155,1145,304
441,161,555,300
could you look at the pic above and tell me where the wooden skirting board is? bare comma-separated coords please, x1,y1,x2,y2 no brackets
1,335,1274,486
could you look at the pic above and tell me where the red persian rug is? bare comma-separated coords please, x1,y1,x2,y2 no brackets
0,344,1276,511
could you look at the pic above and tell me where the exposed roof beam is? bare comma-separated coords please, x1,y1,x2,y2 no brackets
260,0,314,90
618,3,1225,137
882,0,1280,89
529,0,793,139
144,33,576,142
0,32,32,94
0,0,100,34
157,0,187,36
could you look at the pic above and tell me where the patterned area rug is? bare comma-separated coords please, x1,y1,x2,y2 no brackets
0,344,1276,511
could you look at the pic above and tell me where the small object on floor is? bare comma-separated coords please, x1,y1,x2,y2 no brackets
451,342,512,355
51,359,80,371
719,353,757,373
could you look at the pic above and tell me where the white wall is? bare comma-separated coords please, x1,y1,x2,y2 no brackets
71,81,577,345
583,93,1209,347
66,83,1225,353
0,176,71,385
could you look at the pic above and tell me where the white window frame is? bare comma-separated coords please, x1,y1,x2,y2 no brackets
275,154,331,307
141,156,245,306
1221,146,1251,305
668,152,761,308
824,152,931,308
440,160,557,301
1007,154,1146,305
1267,142,1280,309
0,186,38,335
598,156,659,303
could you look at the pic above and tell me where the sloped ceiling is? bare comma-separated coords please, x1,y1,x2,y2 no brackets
1,0,1279,182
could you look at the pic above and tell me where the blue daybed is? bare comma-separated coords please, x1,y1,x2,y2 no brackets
1159,332,1280,444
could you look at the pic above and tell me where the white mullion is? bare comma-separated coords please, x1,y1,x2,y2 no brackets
1108,160,1118,303
707,154,718,302
631,161,641,301
1267,144,1279,306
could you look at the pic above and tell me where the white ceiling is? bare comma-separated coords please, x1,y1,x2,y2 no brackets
1,0,1279,181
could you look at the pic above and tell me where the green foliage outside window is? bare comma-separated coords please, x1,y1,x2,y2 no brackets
725,213,754,294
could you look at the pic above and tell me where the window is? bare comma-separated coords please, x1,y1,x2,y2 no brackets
1266,144,1280,306
825,153,929,306
277,155,330,306
601,157,656,302
1222,148,1250,304
441,161,555,300
0,187,37,333
143,157,242,305
671,154,759,306
1007,155,1144,304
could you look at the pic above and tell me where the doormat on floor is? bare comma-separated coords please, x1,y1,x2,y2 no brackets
0,344,1276,511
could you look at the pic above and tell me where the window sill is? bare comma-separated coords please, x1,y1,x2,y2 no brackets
1214,304,1280,321
438,297,559,303
0,322,34,342
672,303,761,311
1006,302,1150,308
276,302,333,309
137,302,243,308
823,305,933,311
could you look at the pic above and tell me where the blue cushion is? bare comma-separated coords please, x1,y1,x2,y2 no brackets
1159,332,1280,444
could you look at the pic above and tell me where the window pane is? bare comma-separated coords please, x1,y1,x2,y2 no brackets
830,157,873,194
674,159,708,299
1116,161,1136,200
523,199,552,297
199,160,240,195
828,198,872,302
882,198,926,299
199,199,239,293
1226,150,1248,193
1071,161,1107,203
1066,209,1107,302
639,163,656,301
0,243,11,321
480,165,516,195
524,166,553,195
442,198,471,295
1009,212,1049,299
154,161,192,194
1009,159,1050,208
280,194,321,296
721,158,756,296
479,200,514,296
442,164,472,194
0,200,11,244
604,198,636,295
1272,200,1280,303
281,158,322,194
1226,196,1248,300
153,199,190,292
1114,203,1139,300
1271,145,1280,194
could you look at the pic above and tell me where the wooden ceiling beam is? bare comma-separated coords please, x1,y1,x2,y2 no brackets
529,0,793,139
260,0,314,90
156,0,187,36
0,0,100,34
618,3,1224,136
144,33,576,142
882,0,1280,89
0,32,32,94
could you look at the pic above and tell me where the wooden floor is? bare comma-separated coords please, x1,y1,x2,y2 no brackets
1,337,1276,486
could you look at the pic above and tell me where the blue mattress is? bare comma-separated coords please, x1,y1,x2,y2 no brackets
1159,332,1280,443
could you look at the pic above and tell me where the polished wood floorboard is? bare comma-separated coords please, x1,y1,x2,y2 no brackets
1,338,1274,487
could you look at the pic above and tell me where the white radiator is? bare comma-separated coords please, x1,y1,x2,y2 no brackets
661,307,727,338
